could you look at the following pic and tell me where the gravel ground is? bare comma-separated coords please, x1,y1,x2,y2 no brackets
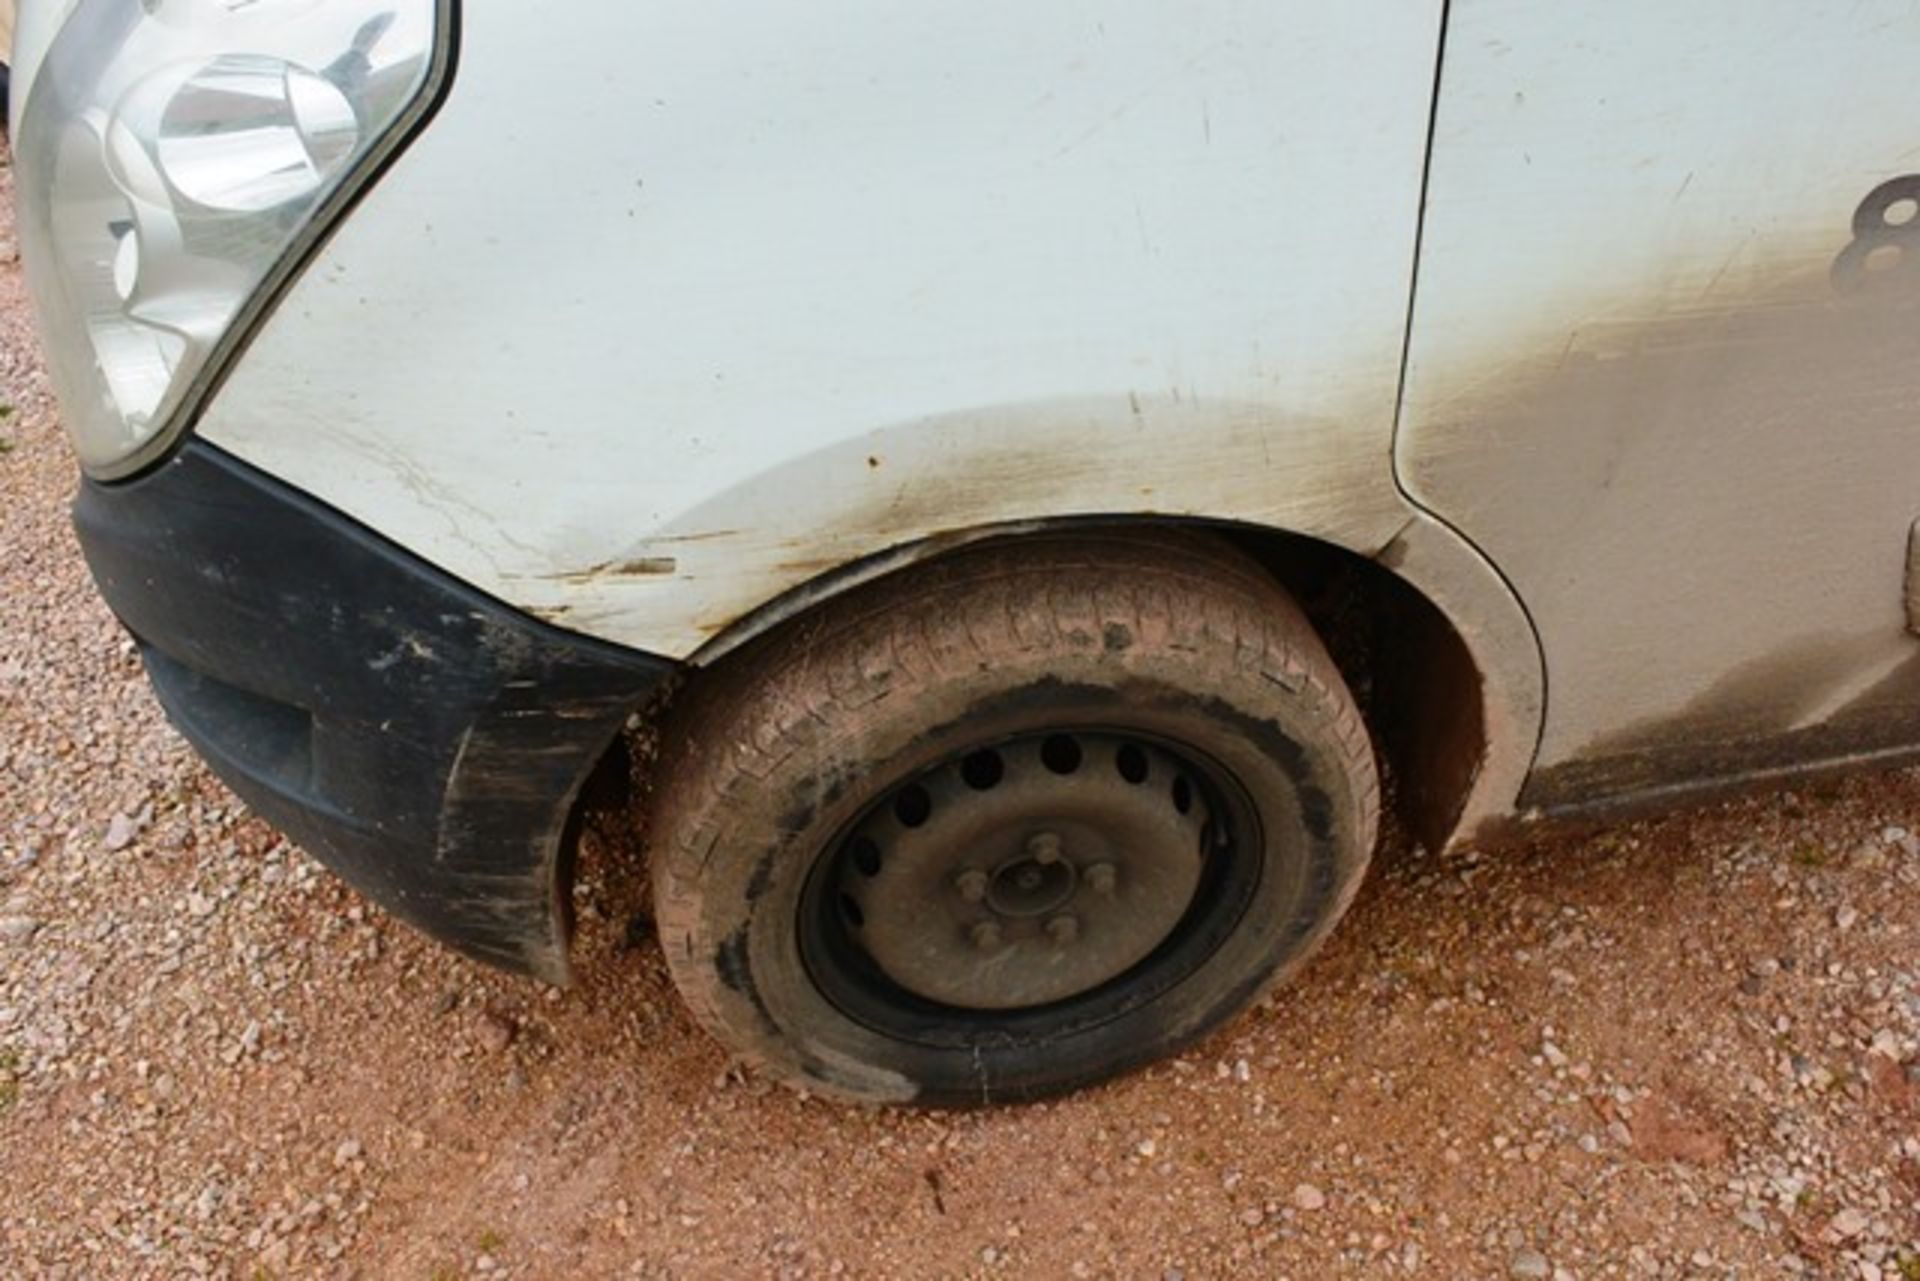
3,142,1919,1280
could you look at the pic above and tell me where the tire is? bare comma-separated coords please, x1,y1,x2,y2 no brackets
648,529,1379,1105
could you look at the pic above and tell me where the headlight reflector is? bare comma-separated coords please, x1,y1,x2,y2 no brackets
152,55,362,214
15,0,446,476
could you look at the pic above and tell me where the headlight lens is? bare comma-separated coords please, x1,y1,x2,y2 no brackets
15,0,447,477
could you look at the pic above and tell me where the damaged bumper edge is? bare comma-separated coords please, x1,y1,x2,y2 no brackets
72,443,677,983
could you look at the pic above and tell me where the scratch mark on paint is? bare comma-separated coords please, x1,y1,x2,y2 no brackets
546,557,679,586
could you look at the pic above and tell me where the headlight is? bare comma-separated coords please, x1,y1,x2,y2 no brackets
14,0,449,477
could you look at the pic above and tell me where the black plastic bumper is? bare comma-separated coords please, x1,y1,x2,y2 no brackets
73,443,677,983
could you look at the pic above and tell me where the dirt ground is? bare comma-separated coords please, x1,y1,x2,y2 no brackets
2,148,1919,1281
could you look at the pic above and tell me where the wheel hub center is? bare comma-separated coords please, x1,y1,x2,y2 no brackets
986,848,1078,918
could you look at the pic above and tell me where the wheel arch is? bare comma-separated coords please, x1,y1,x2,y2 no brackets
669,513,1544,854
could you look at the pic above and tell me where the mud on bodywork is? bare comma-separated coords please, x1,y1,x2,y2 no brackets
1405,265,1920,815
1524,638,1920,815
1399,0,1920,813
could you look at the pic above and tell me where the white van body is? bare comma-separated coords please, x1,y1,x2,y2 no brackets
16,0,1920,1102
187,1,1920,808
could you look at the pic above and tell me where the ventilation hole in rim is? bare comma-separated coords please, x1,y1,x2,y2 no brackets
960,749,1005,791
847,835,882,878
1172,775,1194,814
893,784,933,828
1115,743,1150,785
839,893,865,928
1040,734,1083,775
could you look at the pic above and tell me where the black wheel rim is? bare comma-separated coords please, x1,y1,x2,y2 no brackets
797,726,1268,1050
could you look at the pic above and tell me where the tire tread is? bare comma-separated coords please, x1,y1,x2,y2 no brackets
649,530,1379,1088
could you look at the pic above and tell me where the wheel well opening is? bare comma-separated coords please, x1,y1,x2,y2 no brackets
581,518,1492,933
1209,524,1487,854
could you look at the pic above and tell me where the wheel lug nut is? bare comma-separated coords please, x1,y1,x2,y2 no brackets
969,920,1003,951
1045,914,1079,945
1084,862,1117,897
953,868,988,903
1027,831,1063,865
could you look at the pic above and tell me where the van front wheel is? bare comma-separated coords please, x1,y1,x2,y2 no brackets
648,531,1379,1106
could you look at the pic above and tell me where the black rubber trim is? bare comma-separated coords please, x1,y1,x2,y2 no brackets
72,441,677,982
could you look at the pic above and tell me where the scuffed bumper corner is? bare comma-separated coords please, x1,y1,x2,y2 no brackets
72,443,678,983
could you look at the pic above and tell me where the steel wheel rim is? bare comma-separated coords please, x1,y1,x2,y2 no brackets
797,725,1267,1046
